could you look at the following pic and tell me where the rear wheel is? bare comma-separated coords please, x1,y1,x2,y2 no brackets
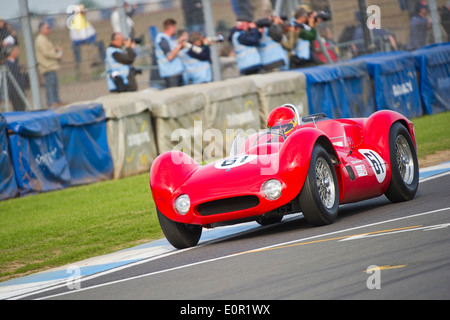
384,122,419,202
298,144,339,226
157,209,202,249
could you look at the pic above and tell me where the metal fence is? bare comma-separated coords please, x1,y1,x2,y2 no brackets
1,0,448,112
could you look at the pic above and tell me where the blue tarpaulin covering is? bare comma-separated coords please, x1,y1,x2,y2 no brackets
293,65,349,119
4,111,71,196
54,103,113,186
0,113,18,200
293,60,374,118
354,51,422,118
412,43,450,115
334,60,374,118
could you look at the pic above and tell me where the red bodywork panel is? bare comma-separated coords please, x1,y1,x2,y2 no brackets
150,110,416,226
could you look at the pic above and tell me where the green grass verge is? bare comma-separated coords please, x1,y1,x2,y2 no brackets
0,173,160,282
0,111,449,282
412,111,450,158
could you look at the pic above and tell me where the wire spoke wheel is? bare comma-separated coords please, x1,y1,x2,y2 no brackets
298,145,339,226
315,157,336,209
395,135,414,185
385,122,419,203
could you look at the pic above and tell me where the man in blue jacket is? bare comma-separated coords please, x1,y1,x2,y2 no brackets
229,16,262,75
154,18,185,87
180,31,213,85
105,32,137,92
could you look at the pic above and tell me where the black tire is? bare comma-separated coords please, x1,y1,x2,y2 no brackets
157,209,202,249
384,122,419,203
298,144,339,226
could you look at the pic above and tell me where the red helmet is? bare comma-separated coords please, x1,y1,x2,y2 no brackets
267,106,299,137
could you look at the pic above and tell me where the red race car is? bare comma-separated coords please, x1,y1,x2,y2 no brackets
150,105,419,249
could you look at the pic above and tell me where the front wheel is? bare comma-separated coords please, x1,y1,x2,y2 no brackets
157,209,202,249
298,144,339,226
384,122,419,203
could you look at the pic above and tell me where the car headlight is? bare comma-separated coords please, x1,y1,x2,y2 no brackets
262,179,282,200
174,194,190,215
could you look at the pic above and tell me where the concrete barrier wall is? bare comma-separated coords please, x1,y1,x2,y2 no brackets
95,92,157,179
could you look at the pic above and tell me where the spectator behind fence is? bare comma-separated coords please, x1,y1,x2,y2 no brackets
280,20,301,67
289,7,319,69
256,15,288,71
406,3,432,51
154,19,185,88
440,2,450,39
35,22,63,108
229,16,262,75
182,0,205,33
313,25,339,64
4,45,28,111
68,5,100,80
0,18,18,49
352,11,398,56
105,32,138,93
179,31,213,85
111,2,138,39
230,0,254,22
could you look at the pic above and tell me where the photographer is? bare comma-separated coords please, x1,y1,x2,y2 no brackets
154,19,185,88
290,7,321,68
256,15,289,71
180,31,215,85
105,32,138,93
229,16,262,75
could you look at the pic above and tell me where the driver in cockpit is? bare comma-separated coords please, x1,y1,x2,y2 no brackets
267,105,300,139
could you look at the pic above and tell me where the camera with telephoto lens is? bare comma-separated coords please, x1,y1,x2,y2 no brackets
205,34,224,43
183,42,203,54
255,18,272,28
309,10,332,22
255,16,288,28
130,66,142,76
127,34,144,45
183,34,224,54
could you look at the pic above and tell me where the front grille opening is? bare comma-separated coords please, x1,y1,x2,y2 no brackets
197,196,260,216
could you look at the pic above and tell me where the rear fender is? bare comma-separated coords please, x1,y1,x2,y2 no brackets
363,110,417,164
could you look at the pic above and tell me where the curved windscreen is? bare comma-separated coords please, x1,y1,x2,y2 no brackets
229,129,285,157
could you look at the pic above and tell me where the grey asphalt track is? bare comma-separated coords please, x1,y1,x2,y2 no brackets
26,172,450,301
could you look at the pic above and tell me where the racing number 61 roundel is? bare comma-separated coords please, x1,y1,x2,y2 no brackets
214,155,258,170
359,149,387,183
